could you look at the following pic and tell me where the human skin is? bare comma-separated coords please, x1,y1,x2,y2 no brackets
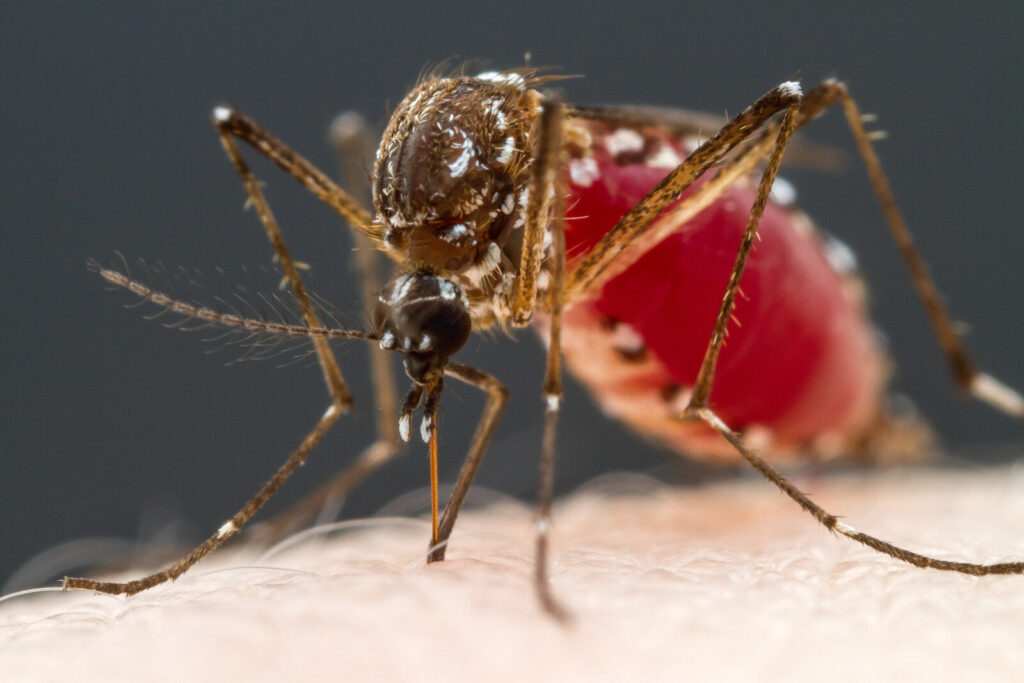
2,465,1022,682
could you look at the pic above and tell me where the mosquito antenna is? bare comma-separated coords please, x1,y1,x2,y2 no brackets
92,264,378,344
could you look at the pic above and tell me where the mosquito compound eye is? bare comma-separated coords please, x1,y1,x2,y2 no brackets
377,272,472,383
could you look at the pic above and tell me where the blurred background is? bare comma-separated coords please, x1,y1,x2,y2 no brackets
3,2,1022,589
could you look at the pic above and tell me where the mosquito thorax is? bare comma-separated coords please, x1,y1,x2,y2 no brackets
374,72,542,277
376,271,472,384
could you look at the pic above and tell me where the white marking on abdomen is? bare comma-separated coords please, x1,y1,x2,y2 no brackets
645,144,683,169
604,128,645,156
568,157,600,188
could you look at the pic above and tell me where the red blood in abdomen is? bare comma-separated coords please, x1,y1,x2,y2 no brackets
565,158,883,448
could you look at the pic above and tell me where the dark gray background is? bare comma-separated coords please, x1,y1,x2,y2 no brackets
3,2,1022,589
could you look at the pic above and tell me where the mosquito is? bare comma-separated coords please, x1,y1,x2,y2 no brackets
69,66,1024,618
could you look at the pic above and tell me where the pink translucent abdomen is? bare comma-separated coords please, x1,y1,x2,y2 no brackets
563,159,885,454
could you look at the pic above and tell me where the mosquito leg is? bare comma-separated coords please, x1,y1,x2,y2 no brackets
253,114,403,540
824,81,1024,418
64,403,346,595
251,438,396,542
491,94,571,616
78,258,383,595
690,406,1023,575
679,80,1022,418
580,122,782,297
66,110,384,594
212,107,381,240
564,82,848,298
213,108,355,410
513,97,573,618
511,95,566,325
573,79,1021,420
684,93,802,411
427,363,508,563
545,87,807,434
537,165,570,621
566,81,805,299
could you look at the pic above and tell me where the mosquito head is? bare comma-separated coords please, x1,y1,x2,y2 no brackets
376,270,472,384
374,73,543,275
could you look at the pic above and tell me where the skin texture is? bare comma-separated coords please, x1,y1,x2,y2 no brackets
2,463,1022,681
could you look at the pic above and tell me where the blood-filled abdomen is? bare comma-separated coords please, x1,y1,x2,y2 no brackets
555,120,894,461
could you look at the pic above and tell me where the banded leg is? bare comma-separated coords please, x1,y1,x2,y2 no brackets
680,80,1024,419
511,96,568,324
255,113,402,540
828,81,1023,417
427,363,508,562
64,403,346,595
690,405,1024,575
567,81,1023,573
533,100,571,619
73,261,385,595
65,110,382,594
213,106,358,410
685,92,802,411
492,95,572,616
212,107,381,241
566,81,805,299
567,80,1023,421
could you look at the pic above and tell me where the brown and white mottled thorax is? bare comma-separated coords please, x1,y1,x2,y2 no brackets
373,71,552,329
